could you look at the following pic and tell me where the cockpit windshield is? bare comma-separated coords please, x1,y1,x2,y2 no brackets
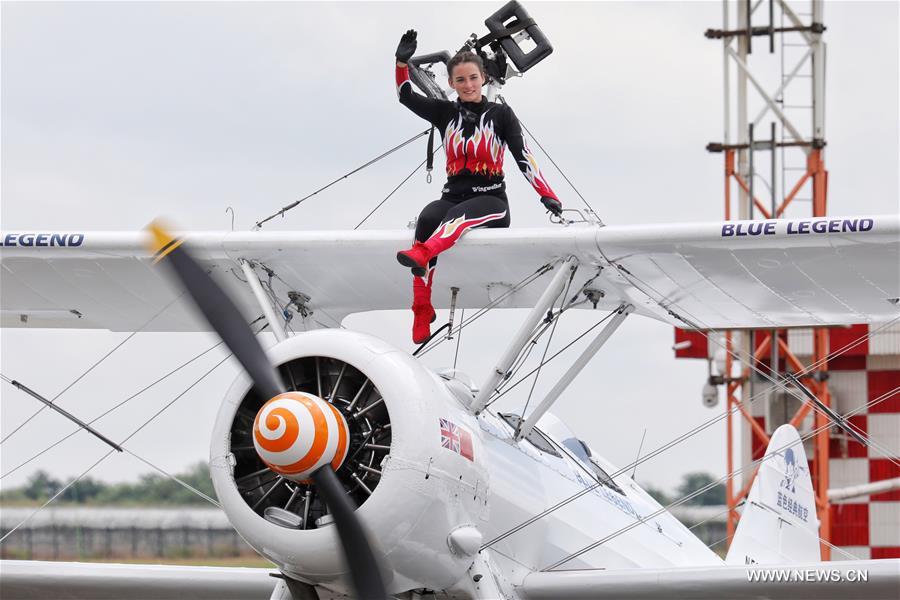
516,412,626,496
561,437,591,463
561,436,625,496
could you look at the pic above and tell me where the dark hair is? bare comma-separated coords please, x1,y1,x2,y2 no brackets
447,51,485,78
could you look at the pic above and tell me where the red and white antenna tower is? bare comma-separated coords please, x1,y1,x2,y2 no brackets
678,0,900,562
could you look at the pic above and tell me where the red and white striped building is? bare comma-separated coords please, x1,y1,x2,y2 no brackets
675,323,900,559
784,324,900,560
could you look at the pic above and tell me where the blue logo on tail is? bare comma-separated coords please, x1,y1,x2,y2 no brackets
780,447,800,493
776,447,810,522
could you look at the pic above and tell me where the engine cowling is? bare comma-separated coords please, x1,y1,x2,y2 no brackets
209,329,489,594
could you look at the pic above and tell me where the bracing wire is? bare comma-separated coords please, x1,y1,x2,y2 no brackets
471,288,897,553
355,144,444,230
632,320,897,477
254,129,431,229
608,319,900,485
714,508,864,560
548,421,864,563
689,490,861,561
0,322,269,543
686,503,741,536
495,319,551,395
495,269,598,397
354,157,426,230
485,309,618,408
0,351,234,544
479,317,900,553
498,95,597,216
453,309,465,370
705,510,863,563
0,452,118,545
840,416,900,471
596,243,895,452
539,387,899,571
517,266,576,423
123,449,220,508
414,262,555,357
505,285,594,400
608,254,900,467
610,251,897,399
0,334,137,445
1,293,185,446
251,263,345,330
482,385,896,563
1,340,226,480
486,268,609,401
536,388,900,558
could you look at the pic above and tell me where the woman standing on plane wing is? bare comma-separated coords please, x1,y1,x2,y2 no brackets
394,29,562,343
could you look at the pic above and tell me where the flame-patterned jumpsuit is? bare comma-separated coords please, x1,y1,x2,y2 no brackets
396,64,559,342
396,64,559,265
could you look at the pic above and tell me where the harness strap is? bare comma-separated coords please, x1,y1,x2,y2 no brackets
426,125,435,183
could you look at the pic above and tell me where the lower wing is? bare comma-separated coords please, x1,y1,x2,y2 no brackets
0,560,276,600
519,559,900,599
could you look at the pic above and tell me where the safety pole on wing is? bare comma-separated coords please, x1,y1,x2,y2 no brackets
515,303,633,441
471,256,578,414
240,259,288,343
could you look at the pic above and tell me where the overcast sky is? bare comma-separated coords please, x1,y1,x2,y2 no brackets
1,1,897,499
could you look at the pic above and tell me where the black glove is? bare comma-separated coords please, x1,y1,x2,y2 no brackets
540,196,563,217
396,29,418,63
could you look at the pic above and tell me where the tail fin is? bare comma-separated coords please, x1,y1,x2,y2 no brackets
725,424,821,565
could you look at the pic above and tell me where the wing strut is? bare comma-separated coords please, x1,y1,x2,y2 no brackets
515,303,633,441
240,259,288,343
472,256,578,414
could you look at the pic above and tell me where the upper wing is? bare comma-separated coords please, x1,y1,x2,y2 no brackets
0,560,275,600
518,559,900,599
1,214,897,332
597,215,899,330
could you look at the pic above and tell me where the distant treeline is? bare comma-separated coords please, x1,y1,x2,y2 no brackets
0,462,216,506
1,463,725,507
644,472,726,506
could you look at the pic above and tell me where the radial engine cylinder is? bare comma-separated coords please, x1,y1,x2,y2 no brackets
209,329,489,594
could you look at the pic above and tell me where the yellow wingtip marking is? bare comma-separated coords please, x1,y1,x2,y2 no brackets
145,220,183,264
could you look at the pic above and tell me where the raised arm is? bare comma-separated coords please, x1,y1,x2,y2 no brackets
395,30,448,126
503,105,562,214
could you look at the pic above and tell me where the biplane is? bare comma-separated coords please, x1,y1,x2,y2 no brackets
2,2,899,599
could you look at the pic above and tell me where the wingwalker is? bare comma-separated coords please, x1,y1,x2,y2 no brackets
1,2,899,599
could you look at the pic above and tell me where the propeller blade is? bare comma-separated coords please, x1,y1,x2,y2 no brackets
146,222,285,400
147,221,387,599
312,466,387,599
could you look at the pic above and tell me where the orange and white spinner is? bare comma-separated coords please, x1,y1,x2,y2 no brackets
252,391,350,481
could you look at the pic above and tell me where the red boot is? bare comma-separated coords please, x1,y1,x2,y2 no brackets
397,219,475,275
397,241,433,277
411,275,436,344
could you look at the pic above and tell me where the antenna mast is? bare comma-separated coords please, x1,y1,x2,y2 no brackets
704,0,832,558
